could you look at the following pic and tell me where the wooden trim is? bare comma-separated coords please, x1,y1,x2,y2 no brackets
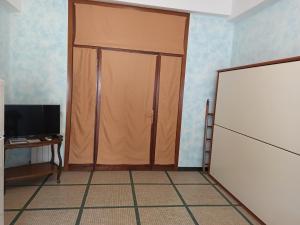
73,44,98,50
67,164,179,171
208,72,219,172
64,0,75,170
174,13,190,167
202,99,210,171
178,167,202,171
73,0,189,17
94,164,178,171
5,136,63,150
218,56,300,73
152,165,177,171
150,55,161,166
72,2,76,46
66,164,94,171
95,165,151,171
68,164,179,171
73,44,184,57
93,48,102,169
207,173,266,225
5,163,57,183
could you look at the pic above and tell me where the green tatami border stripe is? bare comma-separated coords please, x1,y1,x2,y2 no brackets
9,175,51,225
5,204,237,212
7,182,214,187
75,171,94,225
165,171,200,225
200,172,254,225
129,170,141,225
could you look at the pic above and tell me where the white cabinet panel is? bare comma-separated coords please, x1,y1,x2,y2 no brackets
211,126,300,225
215,61,300,155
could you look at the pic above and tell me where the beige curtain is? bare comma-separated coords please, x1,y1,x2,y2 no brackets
69,47,97,164
97,50,157,165
74,3,187,54
155,56,182,165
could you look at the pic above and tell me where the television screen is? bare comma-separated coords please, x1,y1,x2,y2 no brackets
5,105,60,138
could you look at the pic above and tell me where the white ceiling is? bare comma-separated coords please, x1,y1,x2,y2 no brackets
4,0,276,19
230,0,277,19
2,0,21,11
95,0,232,15
97,0,276,18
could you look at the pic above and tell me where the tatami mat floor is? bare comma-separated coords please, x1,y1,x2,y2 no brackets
5,171,261,225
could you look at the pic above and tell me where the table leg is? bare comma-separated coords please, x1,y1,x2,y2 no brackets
50,144,55,164
4,150,6,193
57,142,62,183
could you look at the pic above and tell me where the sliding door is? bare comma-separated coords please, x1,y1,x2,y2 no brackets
69,47,97,164
97,50,157,165
65,1,189,169
155,56,182,165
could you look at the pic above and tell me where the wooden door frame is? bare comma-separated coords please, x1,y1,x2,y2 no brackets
64,0,190,170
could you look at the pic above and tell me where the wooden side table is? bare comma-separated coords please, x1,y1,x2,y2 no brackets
4,135,63,185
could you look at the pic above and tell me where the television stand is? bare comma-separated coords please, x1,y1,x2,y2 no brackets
4,135,63,185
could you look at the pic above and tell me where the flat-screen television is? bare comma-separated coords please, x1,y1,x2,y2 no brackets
5,105,60,138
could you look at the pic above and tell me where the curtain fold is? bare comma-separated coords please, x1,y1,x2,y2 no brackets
155,56,182,165
69,47,97,164
74,3,187,54
97,50,157,165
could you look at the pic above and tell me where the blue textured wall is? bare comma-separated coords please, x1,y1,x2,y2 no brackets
179,14,233,167
231,0,300,66
0,1,10,81
0,0,68,167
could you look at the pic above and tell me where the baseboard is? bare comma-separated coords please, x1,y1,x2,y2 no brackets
66,164,93,171
65,165,205,171
177,167,203,171
65,164,178,171
208,173,266,225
